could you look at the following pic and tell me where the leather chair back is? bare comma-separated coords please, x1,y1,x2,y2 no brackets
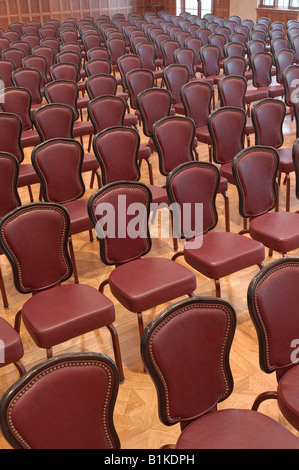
0,152,21,217
33,103,74,141
125,68,154,109
174,47,196,78
195,28,211,45
22,54,47,86
50,62,81,83
200,44,221,77
224,41,245,57
251,51,273,88
161,39,180,66
0,59,14,87
223,55,247,77
45,79,80,120
185,37,203,66
86,73,117,100
32,45,55,76
88,95,126,133
251,98,286,149
274,49,294,83
218,75,247,109
137,87,172,137
0,112,24,162
163,64,189,104
2,47,25,69
0,86,33,130
117,54,141,88
181,80,213,127
83,33,101,51
106,37,126,65
11,67,42,104
56,50,81,70
85,58,112,77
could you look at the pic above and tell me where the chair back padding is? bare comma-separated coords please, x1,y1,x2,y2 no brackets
137,87,172,137
11,67,42,104
251,98,285,149
125,68,154,109
274,49,294,84
181,80,214,127
161,39,180,66
88,95,126,134
88,181,151,266
0,202,73,293
45,79,80,120
85,58,112,77
163,64,190,104
0,112,24,162
0,86,33,130
232,145,279,218
31,138,85,203
141,297,236,426
248,257,299,380
251,51,273,88
218,75,247,109
223,55,247,77
152,115,195,176
174,47,195,77
0,152,21,217
33,103,74,141
50,62,80,83
0,352,120,449
208,106,246,164
200,44,221,77
85,73,117,100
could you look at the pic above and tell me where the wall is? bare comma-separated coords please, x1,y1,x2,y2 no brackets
229,0,256,21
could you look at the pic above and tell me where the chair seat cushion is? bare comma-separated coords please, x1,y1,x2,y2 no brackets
204,74,224,84
137,144,151,161
82,153,99,172
21,129,41,148
0,317,24,367
278,148,294,173
64,199,93,235
249,212,299,253
77,96,90,109
173,102,185,115
278,365,299,431
18,163,40,187
245,88,269,103
195,125,211,144
117,91,129,102
245,116,254,135
220,163,235,185
176,409,299,449
73,120,94,137
124,113,138,127
148,185,169,205
184,232,265,280
218,176,228,194
268,83,285,98
109,257,196,313
22,284,115,349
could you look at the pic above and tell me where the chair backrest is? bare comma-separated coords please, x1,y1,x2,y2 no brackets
56,50,81,70
60,30,78,43
271,37,289,55
251,51,273,88
22,54,48,87
251,98,285,149
137,87,172,138
224,41,245,58
175,30,191,48
200,44,221,77
218,75,246,109
135,42,157,71
31,138,85,203
125,68,155,109
32,45,55,75
181,80,213,128
283,64,299,107
85,58,112,77
88,95,126,134
250,30,267,42
0,152,21,217
247,257,299,381
0,86,33,131
291,35,299,63
163,64,190,104
0,59,15,87
160,39,180,66
86,46,111,62
141,296,236,427
153,32,170,59
92,126,140,186
223,55,247,77
208,106,246,165
10,40,31,56
45,79,80,121
11,67,42,104
0,112,24,162
83,33,101,51
208,33,226,60
0,351,120,449
232,145,279,219
50,62,80,83
173,47,195,78
33,103,74,141
106,37,126,65
40,38,60,55
229,32,247,45
60,42,82,55
2,47,26,69
216,26,231,42
88,181,152,266
85,73,117,100
21,34,40,50
0,202,73,294
152,115,195,176
274,49,294,83
195,28,211,46
184,37,202,66
117,54,142,89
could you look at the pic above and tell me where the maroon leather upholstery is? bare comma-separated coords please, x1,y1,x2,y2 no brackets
185,37,203,71
275,48,295,84
11,67,43,105
22,54,48,88
200,44,224,84
0,59,15,87
233,145,299,254
0,203,124,381
0,352,120,448
282,64,299,108
161,39,180,67
50,62,81,84
32,45,55,78
88,182,196,339
251,51,284,97
166,161,264,295
248,257,299,431
117,54,142,89
85,58,112,77
174,47,196,78
141,296,299,448
163,64,189,115
125,68,155,110
2,47,25,69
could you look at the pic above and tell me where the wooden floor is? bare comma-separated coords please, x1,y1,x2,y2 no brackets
1,79,299,449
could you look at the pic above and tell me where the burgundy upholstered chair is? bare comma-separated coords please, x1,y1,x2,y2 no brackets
0,316,25,377
283,64,299,121
86,46,111,61
32,45,55,81
199,43,224,84
173,47,196,79
40,38,60,56
88,181,196,342
82,32,102,51
11,67,43,112
0,352,120,448
218,75,254,146
163,64,190,115
224,40,245,58
248,257,299,432
1,47,25,69
106,37,126,75
135,42,163,82
22,54,48,90
251,98,293,211
232,145,299,256
166,161,264,296
140,296,299,449
32,103,100,189
31,137,95,283
196,28,211,45
85,57,112,77
50,62,85,94
10,40,31,57
0,202,124,382
274,48,295,87
251,51,285,98
0,59,15,87
21,34,40,51
208,33,226,63
0,152,21,308
117,54,142,91
0,112,40,202
271,37,290,55
125,67,155,126
160,39,180,67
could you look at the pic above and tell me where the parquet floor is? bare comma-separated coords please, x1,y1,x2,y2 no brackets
1,78,299,449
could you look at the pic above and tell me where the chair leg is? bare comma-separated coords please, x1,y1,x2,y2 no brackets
46,347,53,359
0,265,9,309
221,192,230,232
107,323,125,383
137,312,144,340
146,158,154,185
285,173,290,212
99,278,109,292
252,391,278,411
14,360,26,377
27,185,34,202
68,237,79,284
14,310,22,333
89,229,94,242
215,279,221,297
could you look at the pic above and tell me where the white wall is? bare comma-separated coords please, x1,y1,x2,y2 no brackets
229,0,257,21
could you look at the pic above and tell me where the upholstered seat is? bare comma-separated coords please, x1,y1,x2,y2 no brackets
176,409,299,449
22,284,115,349
63,199,93,235
109,257,196,314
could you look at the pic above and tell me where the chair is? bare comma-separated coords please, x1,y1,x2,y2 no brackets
274,49,295,87
82,33,102,52
88,181,196,342
32,103,100,189
223,55,253,81
85,57,112,77
1,47,25,70
0,152,22,309
0,59,15,87
0,314,25,377
199,44,224,84
224,41,245,58
125,68,155,125
10,40,31,57
247,257,299,432
173,47,196,79
184,37,203,73
0,203,124,382
271,37,289,55
283,64,299,120
208,33,226,63
251,98,293,211
163,64,190,115
21,34,39,51
251,51,285,98
0,352,121,449
141,295,299,449
22,54,48,89
117,54,142,91
106,37,126,75
32,45,55,81
50,62,84,94
218,75,254,146
0,86,41,149
135,42,163,82
87,46,111,61
233,145,299,256
40,38,60,56
11,67,43,110
160,39,180,67
31,137,96,284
